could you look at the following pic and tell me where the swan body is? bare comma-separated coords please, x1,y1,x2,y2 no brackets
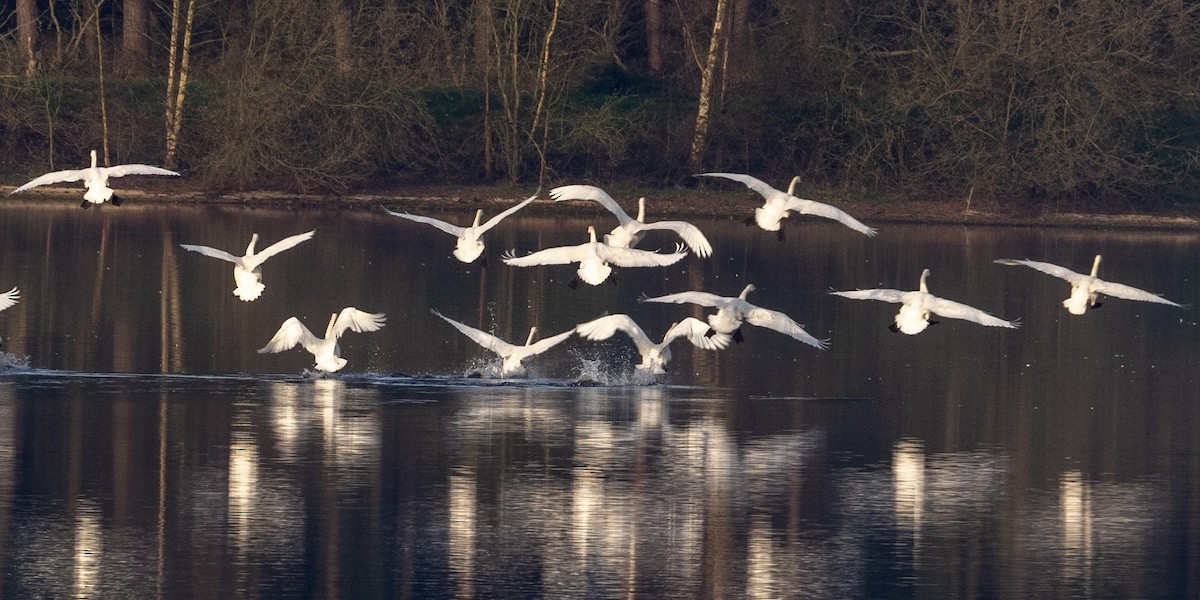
502,226,687,287
432,309,574,377
383,193,536,263
258,307,386,372
831,269,1018,334
640,284,828,349
10,150,179,207
994,255,1181,315
576,314,729,376
549,185,713,257
180,230,314,301
696,172,876,236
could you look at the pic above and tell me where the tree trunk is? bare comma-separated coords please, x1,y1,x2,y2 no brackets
119,0,149,76
330,0,353,76
644,0,664,75
17,0,38,76
164,0,196,170
688,0,730,174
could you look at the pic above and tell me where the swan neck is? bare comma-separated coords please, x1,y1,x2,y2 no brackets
472,209,483,228
636,197,646,222
919,269,930,293
246,233,259,255
1090,255,1102,277
587,226,597,243
786,176,800,196
325,314,338,338
525,327,537,346
739,284,755,300
90,150,98,169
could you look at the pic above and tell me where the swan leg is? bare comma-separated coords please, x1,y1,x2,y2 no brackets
1091,301,1104,310
888,322,899,333
568,278,580,290
743,215,755,227
733,328,745,343
776,224,786,242
110,194,124,207
929,320,940,326
80,198,90,209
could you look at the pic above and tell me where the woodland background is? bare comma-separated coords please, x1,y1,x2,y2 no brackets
2,0,1199,206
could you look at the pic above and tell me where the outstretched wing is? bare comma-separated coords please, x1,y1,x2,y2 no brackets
596,244,687,268
829,288,907,304
695,172,777,200
245,230,315,269
258,317,319,354
1093,280,1181,307
478,193,538,234
501,244,589,267
635,221,714,257
745,307,829,349
0,287,19,311
640,290,728,308
431,309,517,356
550,185,633,225
102,164,180,178
332,307,387,338
663,317,729,351
993,259,1082,283
179,243,243,266
786,198,877,237
382,208,467,238
926,297,1019,329
10,168,88,194
577,314,654,354
524,328,576,356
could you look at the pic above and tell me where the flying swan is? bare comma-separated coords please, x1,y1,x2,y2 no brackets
830,269,1018,334
180,230,315,301
0,287,17,348
382,192,537,264
640,284,828,348
696,172,876,237
258,307,386,373
9,149,180,208
994,255,1182,315
549,185,713,257
432,309,574,378
575,313,729,377
502,226,687,288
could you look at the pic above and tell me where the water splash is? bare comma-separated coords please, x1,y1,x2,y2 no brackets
0,352,30,371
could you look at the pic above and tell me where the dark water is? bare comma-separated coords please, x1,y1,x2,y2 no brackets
0,200,1198,598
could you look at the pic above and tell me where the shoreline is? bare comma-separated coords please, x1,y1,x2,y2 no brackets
5,183,1200,232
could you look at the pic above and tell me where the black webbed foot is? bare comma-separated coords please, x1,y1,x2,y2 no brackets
80,199,90,209
743,215,755,227
568,278,580,290
1091,301,1103,310
888,323,900,333
110,194,123,207
776,226,786,242
929,320,941,326
733,328,745,343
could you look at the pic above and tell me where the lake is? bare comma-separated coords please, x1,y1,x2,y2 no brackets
0,199,1198,598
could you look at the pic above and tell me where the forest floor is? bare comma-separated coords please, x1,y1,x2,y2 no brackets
6,181,1200,231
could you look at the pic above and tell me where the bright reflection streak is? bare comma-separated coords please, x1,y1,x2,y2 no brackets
746,516,776,600
448,466,476,599
892,439,925,565
228,426,258,555
269,382,301,461
73,501,102,599
1060,470,1093,586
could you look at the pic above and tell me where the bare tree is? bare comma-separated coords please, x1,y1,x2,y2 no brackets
119,0,150,76
688,0,730,173
164,0,197,170
330,0,353,76
17,0,38,75
645,0,664,75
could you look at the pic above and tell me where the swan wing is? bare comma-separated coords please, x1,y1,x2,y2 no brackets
664,317,729,351
501,244,589,267
577,314,654,353
382,208,467,238
477,193,538,234
595,244,687,267
258,317,319,354
993,259,1082,283
695,172,777,200
926,297,1019,328
550,185,633,225
830,288,907,304
745,308,829,349
0,287,18,311
1092,280,1181,307
785,198,877,236
101,164,181,178
332,307,387,338
432,310,517,356
10,169,88,193
640,290,728,308
249,230,315,267
634,221,714,257
524,328,576,356
179,244,243,266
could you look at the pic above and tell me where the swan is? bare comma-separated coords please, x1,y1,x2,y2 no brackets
831,269,1018,334
575,314,729,376
180,230,314,301
994,255,1182,315
549,185,713,257
0,287,16,348
9,149,180,208
432,309,574,378
696,172,876,237
258,307,386,373
382,192,537,264
502,226,688,288
640,284,828,348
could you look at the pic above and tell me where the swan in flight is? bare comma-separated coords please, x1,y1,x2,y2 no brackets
502,226,687,288
640,284,828,348
0,287,17,313
9,149,179,208
382,192,537,264
258,307,386,373
180,230,314,301
432,309,574,378
994,255,1181,315
549,185,713,257
831,269,1018,334
696,172,876,237
576,314,729,377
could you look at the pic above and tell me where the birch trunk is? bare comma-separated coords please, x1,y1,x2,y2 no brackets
688,0,729,174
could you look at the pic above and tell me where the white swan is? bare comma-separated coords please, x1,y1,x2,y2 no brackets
0,287,17,348
831,269,1018,334
9,149,180,208
576,314,729,376
549,185,713,257
502,226,688,288
382,193,537,264
640,284,828,348
994,255,1181,315
432,309,574,378
696,172,876,237
258,307,386,373
180,230,314,301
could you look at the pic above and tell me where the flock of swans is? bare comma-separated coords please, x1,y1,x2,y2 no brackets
1,153,1186,380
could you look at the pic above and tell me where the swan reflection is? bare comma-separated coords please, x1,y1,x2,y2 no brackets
74,501,102,599
1060,470,1093,587
892,439,925,565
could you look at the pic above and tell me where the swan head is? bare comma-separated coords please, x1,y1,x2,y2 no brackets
895,303,931,334
587,225,598,243
738,284,757,300
89,150,98,169
452,237,486,263
786,175,801,196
